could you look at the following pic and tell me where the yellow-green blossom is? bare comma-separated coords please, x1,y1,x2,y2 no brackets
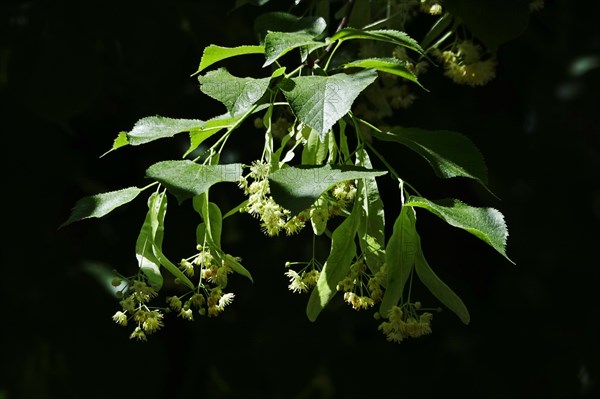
112,311,128,326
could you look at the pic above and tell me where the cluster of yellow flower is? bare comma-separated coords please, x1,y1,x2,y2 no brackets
284,268,320,293
336,261,386,310
434,40,497,87
171,245,236,319
166,287,234,320
378,303,433,343
239,161,358,237
419,0,443,16
239,161,306,236
111,279,164,341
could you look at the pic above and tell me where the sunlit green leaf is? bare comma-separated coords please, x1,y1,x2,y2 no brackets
135,192,167,290
61,187,142,228
126,116,203,146
198,68,271,117
196,45,265,74
420,12,453,51
406,196,512,263
269,164,387,215
221,252,253,282
193,195,223,248
340,58,423,88
306,207,359,321
301,129,331,164
184,104,273,158
414,248,470,324
101,131,129,157
330,28,424,56
372,127,488,186
356,149,385,274
263,31,327,66
146,161,243,204
223,200,249,219
281,69,378,138
153,246,195,289
184,113,241,158
379,206,418,316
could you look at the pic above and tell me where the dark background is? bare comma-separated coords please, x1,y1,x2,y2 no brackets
1,0,599,398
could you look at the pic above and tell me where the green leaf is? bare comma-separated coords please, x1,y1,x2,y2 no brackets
101,131,129,157
301,129,330,164
330,28,424,56
420,12,453,51
306,206,360,322
254,12,327,41
184,113,240,158
184,104,273,158
263,31,327,67
340,58,424,88
153,246,195,290
185,127,223,158
268,164,387,215
198,68,271,117
414,248,470,324
193,195,223,248
126,116,203,146
146,161,243,204
281,69,378,138
135,192,167,290
445,0,529,50
196,45,265,74
356,149,385,274
223,200,248,220
221,252,253,282
406,196,513,263
61,187,142,228
372,127,488,186
379,206,419,316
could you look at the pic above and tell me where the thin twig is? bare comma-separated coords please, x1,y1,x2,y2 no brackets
312,0,356,67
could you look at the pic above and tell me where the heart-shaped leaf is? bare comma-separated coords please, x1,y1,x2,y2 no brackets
406,196,512,263
281,69,378,138
146,161,243,203
268,164,387,215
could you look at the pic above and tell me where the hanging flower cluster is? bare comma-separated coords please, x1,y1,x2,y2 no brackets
434,40,497,87
378,303,434,343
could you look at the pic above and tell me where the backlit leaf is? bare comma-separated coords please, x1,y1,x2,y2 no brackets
330,28,424,56
263,31,327,66
126,116,203,146
101,131,129,157
306,206,360,321
341,57,423,88
406,196,512,263
61,187,142,228
196,45,265,74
